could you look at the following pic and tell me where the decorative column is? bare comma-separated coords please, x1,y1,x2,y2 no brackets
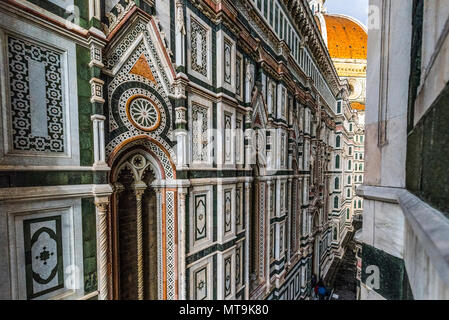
287,178,292,265
245,112,253,169
175,0,186,67
95,197,110,300
111,183,124,299
265,180,272,294
87,36,108,170
244,181,252,299
133,181,147,300
89,0,101,20
174,79,188,170
177,187,188,300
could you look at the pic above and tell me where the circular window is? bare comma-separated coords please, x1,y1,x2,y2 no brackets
131,154,146,170
126,96,161,132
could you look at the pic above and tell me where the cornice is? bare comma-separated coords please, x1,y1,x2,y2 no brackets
0,0,106,47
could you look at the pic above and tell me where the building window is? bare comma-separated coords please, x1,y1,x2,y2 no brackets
348,176,351,184
348,160,352,170
279,13,284,39
336,135,341,148
334,196,339,209
347,189,351,198
269,0,274,26
349,123,353,131
263,0,268,18
336,101,342,114
347,208,350,220
358,200,362,208
274,5,279,34
359,164,363,171
349,146,352,155
335,177,340,190
335,155,340,169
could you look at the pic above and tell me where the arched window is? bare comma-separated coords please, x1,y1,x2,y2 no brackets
335,155,340,169
359,175,363,182
359,164,363,171
349,123,353,131
348,175,351,184
336,135,341,148
336,101,342,114
358,200,362,208
347,208,350,220
349,147,352,155
334,196,339,209
354,200,357,209
347,189,351,198
348,160,352,170
334,177,340,190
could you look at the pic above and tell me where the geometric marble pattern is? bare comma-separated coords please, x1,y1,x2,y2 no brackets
7,36,65,153
194,194,207,241
194,266,207,300
190,17,208,77
192,103,209,163
23,216,63,299
224,256,231,297
224,190,232,234
224,40,232,85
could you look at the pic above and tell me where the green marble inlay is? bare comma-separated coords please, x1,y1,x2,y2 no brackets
27,0,88,28
82,198,97,294
361,243,414,300
407,83,449,218
77,44,94,166
0,171,107,188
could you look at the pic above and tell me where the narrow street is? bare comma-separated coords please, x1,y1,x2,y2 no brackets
332,236,358,300
325,220,362,300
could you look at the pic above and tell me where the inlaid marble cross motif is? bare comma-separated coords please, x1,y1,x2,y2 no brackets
36,246,54,266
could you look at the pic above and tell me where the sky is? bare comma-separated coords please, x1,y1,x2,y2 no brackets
325,0,369,27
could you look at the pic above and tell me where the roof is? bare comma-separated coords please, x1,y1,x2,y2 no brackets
322,14,367,60
351,102,365,111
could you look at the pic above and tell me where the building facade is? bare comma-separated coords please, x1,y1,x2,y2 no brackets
0,0,357,300
311,0,366,258
359,0,449,299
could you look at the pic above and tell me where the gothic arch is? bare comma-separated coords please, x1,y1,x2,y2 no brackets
108,138,178,300
109,135,176,180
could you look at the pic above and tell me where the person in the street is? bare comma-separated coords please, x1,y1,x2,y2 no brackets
317,279,328,300
311,274,317,288
311,274,318,299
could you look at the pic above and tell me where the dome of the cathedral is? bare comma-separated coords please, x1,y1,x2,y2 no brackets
322,14,367,60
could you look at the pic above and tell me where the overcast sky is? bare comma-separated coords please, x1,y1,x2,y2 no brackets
325,0,369,27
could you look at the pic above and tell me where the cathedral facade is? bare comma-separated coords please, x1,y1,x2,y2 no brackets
312,0,367,259
0,0,360,300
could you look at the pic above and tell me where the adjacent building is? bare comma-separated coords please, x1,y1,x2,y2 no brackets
359,0,449,299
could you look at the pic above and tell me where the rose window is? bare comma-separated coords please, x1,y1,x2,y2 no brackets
127,96,161,131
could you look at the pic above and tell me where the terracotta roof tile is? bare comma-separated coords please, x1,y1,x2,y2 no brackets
323,15,367,60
